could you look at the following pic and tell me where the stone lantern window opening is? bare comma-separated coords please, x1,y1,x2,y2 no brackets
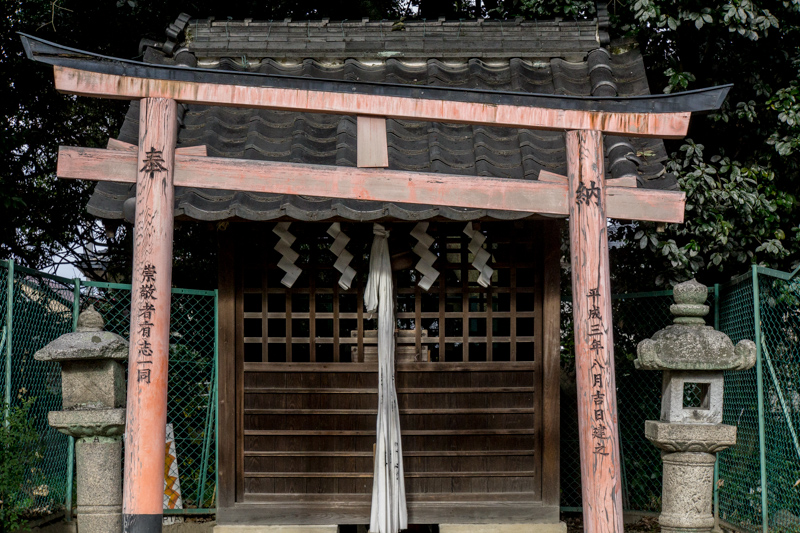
683,382,710,409
661,370,724,424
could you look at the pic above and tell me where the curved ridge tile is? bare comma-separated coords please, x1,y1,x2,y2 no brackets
380,59,429,84
588,48,617,97
386,121,428,146
254,59,307,76
335,199,390,220
509,59,556,93
468,59,516,90
610,50,650,96
550,58,592,95
486,207,533,219
216,57,248,72
118,102,140,144
425,59,471,87
298,59,348,80
335,116,357,167
427,122,475,174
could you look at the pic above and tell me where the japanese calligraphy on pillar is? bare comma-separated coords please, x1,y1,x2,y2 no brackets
587,286,609,457
566,130,624,533
140,148,166,179
136,263,157,385
575,181,601,207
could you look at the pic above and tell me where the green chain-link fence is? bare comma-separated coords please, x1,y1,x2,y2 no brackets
1,260,76,520
716,266,800,532
80,280,219,514
755,267,800,532
0,260,218,521
716,272,761,530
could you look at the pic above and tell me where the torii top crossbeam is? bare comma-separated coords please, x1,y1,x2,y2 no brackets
21,34,730,138
21,31,728,533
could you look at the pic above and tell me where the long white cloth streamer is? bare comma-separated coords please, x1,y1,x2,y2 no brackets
366,224,407,533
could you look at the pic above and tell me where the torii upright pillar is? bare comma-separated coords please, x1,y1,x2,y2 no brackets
567,129,624,532
122,97,178,533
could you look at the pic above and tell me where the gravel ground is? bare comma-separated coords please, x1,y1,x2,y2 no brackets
28,512,737,533
24,516,217,533
563,513,660,533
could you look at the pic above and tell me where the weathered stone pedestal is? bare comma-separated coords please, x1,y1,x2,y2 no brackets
636,280,756,533
35,307,128,533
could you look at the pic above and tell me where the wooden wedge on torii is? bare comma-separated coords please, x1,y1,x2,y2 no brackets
21,33,730,533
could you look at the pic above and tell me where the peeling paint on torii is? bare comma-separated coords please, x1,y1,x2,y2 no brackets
20,33,729,533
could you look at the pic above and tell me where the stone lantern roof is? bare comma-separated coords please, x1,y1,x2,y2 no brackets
635,279,756,371
34,306,128,362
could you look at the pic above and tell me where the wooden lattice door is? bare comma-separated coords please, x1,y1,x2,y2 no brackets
229,221,555,524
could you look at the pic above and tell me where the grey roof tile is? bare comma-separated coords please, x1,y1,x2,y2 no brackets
87,19,677,222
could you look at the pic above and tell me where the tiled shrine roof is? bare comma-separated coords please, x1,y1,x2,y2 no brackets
88,17,677,222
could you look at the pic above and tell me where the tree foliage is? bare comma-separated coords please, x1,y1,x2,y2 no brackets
482,0,800,288
609,0,800,288
0,398,42,532
3,0,800,289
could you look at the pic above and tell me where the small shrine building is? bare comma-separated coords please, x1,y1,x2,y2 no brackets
22,10,728,533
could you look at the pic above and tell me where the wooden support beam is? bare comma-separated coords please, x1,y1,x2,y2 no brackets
538,172,636,188
57,146,686,223
53,66,691,138
357,116,389,168
217,235,236,509
537,171,569,184
107,138,136,151
122,98,177,533
606,176,637,188
176,145,209,156
540,220,562,507
566,130,624,533
107,137,207,156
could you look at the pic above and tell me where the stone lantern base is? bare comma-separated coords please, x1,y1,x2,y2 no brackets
659,452,717,533
645,420,737,533
50,408,125,533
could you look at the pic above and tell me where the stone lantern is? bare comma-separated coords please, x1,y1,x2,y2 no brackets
34,306,127,533
635,279,756,533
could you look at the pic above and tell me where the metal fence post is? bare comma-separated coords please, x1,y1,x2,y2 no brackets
4,259,14,422
752,266,768,533
64,277,81,522
197,316,216,507
713,283,720,530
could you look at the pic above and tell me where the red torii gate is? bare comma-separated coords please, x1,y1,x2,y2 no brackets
22,33,729,533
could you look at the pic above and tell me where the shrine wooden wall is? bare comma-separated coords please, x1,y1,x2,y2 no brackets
217,220,561,525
